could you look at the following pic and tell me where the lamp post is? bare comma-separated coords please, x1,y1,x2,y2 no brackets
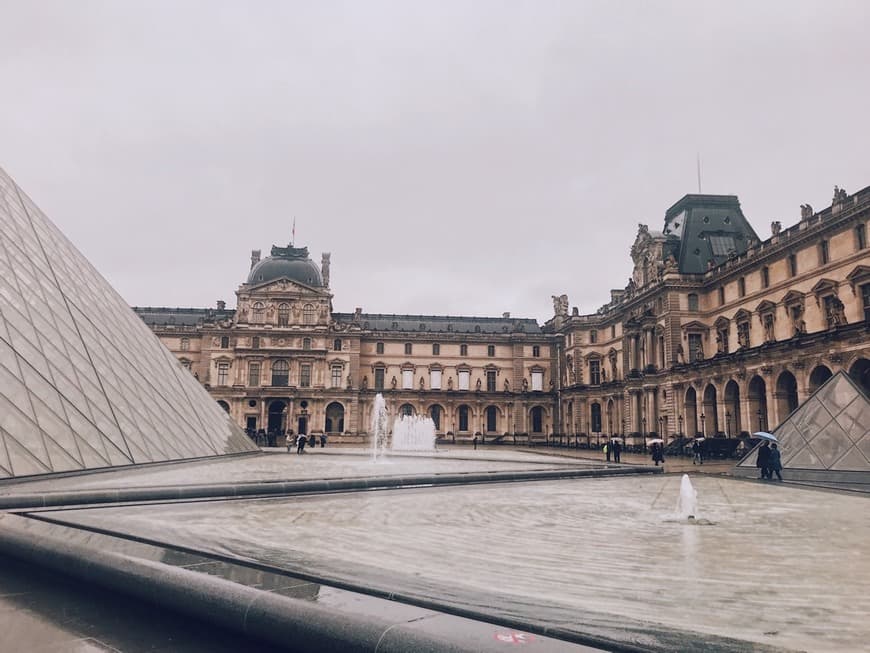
700,412,706,438
725,410,731,438
757,408,765,432
678,414,684,437
659,416,665,444
642,416,647,451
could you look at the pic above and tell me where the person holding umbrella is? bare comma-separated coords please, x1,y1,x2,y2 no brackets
769,443,783,481
756,440,771,479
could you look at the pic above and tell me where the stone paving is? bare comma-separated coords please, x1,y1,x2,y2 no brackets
36,472,870,653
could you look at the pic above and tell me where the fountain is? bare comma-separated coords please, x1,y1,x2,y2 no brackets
675,474,698,520
370,393,390,462
391,414,437,451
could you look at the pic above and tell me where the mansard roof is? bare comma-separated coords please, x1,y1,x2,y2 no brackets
332,313,542,334
662,194,760,275
133,306,235,326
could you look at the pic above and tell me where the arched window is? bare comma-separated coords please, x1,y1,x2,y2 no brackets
486,405,498,432
400,403,415,416
271,360,289,386
303,304,316,325
590,403,602,433
278,303,290,326
325,402,345,433
530,406,543,433
429,405,442,430
458,405,469,431
217,400,230,412
252,302,265,324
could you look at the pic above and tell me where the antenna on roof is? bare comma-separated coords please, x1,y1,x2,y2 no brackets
291,217,296,246
696,153,702,193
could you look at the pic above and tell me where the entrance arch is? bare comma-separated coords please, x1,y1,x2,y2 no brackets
702,384,719,436
748,375,768,432
217,400,230,413
267,400,286,434
808,365,833,393
849,358,870,395
325,402,344,433
723,380,742,436
485,405,498,432
429,404,444,431
399,403,415,416
530,406,544,434
775,371,799,424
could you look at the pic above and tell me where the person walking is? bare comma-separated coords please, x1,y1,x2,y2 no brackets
612,440,621,463
756,441,771,479
320,433,327,448
692,439,704,465
651,442,664,466
769,443,783,481
603,441,610,462
296,433,307,455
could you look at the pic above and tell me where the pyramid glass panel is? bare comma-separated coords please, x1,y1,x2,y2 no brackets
0,166,257,478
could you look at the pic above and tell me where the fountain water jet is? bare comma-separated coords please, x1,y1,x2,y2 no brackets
370,393,390,462
676,474,698,520
391,414,437,451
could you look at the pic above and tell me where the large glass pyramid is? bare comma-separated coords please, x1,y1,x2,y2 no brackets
0,166,257,479
737,371,870,477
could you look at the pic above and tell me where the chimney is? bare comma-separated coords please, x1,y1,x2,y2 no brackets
216,300,226,311
502,312,510,318
250,249,261,270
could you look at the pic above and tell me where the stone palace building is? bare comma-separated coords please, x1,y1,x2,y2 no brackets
136,185,870,449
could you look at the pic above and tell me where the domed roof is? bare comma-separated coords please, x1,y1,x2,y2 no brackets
247,245,324,287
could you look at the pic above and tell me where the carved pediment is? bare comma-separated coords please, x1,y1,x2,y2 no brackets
246,277,327,296
846,265,870,292
781,290,805,306
755,300,777,314
809,278,839,297
681,320,709,332
714,316,730,329
733,308,752,323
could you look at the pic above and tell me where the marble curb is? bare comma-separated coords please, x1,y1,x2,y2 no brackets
0,466,662,510
0,514,602,652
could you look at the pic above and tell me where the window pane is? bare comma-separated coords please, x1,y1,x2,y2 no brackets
430,369,442,389
402,369,413,389
531,372,543,391
458,370,470,390
248,363,260,387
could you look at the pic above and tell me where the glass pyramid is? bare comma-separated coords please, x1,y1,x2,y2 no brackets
737,371,870,473
0,166,257,479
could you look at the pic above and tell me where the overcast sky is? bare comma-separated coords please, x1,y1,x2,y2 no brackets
2,1,868,322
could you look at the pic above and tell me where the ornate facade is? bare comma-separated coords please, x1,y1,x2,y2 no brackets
137,185,870,448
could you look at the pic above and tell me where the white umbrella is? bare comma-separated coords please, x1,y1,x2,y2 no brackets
647,438,664,445
694,437,706,441
754,431,778,442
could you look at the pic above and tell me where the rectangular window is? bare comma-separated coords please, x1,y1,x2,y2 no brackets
252,336,260,349
486,370,496,392
432,343,440,356
333,339,342,351
862,283,870,322
718,287,725,305
738,277,746,297
460,344,468,356
180,338,189,351
217,362,229,386
788,253,798,277
376,342,384,355
404,343,412,355
531,371,543,391
220,336,229,349
487,345,495,357
374,368,385,390
688,333,703,362
687,293,699,311
248,362,260,387
590,330,597,344
761,267,770,288
589,359,601,385
300,364,311,388
611,325,616,338
458,370,470,391
402,369,414,389
857,223,867,250
819,240,830,265
532,345,540,357
331,365,342,388
430,369,442,390
709,235,736,256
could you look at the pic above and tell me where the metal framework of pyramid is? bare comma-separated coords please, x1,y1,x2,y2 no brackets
736,371,870,485
0,166,257,479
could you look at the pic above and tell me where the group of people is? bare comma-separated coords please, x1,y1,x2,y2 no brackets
691,439,704,465
603,439,622,463
289,433,327,454
755,440,783,480
650,441,665,466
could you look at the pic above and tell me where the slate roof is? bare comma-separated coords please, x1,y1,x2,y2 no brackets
133,307,235,327
332,313,542,334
